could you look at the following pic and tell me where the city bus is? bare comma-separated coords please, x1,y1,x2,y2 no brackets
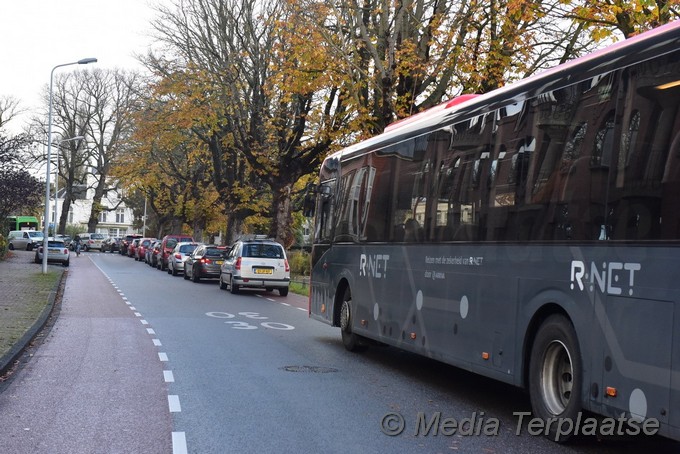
307,21,680,442
5,215,40,233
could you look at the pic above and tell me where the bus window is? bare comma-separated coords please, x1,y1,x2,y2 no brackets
609,50,680,240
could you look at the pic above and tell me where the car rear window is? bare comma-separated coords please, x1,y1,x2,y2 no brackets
242,243,284,259
92,233,106,239
47,241,65,247
179,244,197,254
205,247,227,257
28,232,44,238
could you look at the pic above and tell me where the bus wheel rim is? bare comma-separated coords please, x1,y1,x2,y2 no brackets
340,300,350,331
541,340,573,415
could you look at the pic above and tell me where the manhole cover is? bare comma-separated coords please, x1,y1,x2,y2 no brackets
280,365,338,373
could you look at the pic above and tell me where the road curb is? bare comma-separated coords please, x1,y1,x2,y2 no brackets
0,268,66,377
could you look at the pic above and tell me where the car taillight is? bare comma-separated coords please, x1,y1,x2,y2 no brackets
63,248,68,254
200,258,212,264
235,257,241,270
284,259,290,272
174,253,182,259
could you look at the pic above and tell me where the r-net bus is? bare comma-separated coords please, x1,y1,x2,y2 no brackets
307,21,680,442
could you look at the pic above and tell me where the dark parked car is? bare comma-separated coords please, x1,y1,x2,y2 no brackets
184,245,227,282
102,237,121,253
120,234,142,255
149,241,162,268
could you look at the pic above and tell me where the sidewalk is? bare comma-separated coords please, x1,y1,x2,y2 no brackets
0,250,65,378
0,250,172,452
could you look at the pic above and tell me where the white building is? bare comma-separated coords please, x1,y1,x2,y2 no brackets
50,183,135,237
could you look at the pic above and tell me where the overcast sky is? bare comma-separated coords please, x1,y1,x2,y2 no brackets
0,1,160,133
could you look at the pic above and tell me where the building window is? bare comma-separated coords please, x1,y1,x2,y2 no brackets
99,211,108,223
116,209,125,223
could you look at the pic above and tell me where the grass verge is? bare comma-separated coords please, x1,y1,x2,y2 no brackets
0,271,60,360
289,280,309,297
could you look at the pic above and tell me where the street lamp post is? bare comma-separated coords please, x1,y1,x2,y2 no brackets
54,135,84,237
43,58,97,274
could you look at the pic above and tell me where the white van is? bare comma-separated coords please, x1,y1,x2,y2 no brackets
7,230,44,251
80,232,108,251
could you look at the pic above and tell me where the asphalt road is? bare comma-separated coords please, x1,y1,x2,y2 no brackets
0,251,678,453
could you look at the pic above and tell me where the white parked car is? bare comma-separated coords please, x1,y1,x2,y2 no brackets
8,230,44,251
34,238,70,267
219,237,290,296
167,242,200,276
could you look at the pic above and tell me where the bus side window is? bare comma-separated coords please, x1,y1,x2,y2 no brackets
609,52,680,241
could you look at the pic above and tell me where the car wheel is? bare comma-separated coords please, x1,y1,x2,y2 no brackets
8,243,14,251
279,287,289,297
27,244,32,251
34,254,40,264
219,274,228,290
230,276,239,294
192,267,200,282
183,270,190,280
63,259,70,267
266,287,273,293
171,266,177,276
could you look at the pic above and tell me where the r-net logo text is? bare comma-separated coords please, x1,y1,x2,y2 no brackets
570,261,641,296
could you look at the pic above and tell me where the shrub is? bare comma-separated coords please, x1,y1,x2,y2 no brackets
0,234,7,260
288,250,310,276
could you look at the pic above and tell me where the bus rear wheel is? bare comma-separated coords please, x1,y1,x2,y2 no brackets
529,314,582,443
339,287,367,352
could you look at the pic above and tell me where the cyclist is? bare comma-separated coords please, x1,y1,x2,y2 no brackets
73,235,82,256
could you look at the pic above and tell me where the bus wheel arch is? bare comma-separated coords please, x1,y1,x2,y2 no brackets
334,280,367,352
526,310,583,443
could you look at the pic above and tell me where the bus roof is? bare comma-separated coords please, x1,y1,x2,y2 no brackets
325,20,680,166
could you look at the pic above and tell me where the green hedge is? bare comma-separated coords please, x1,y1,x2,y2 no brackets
287,250,310,277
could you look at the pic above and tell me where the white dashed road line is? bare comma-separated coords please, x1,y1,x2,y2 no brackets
172,432,188,454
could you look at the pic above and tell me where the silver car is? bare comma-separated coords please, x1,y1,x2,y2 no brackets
167,242,200,276
219,237,290,296
8,230,44,251
34,238,70,267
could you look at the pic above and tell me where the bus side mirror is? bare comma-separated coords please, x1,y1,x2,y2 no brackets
303,191,316,218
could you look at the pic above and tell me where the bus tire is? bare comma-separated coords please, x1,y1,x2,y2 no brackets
339,287,367,352
529,314,582,443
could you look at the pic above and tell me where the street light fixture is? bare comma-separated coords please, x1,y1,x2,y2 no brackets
53,135,85,236
43,58,97,274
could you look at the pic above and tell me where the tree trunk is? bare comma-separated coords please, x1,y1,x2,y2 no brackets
269,183,294,248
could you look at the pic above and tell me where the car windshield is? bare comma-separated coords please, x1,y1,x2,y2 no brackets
242,243,283,259
28,232,44,238
91,233,106,239
179,244,197,254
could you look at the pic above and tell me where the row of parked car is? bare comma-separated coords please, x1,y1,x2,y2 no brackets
106,234,291,296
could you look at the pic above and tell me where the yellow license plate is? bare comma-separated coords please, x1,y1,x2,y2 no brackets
254,268,273,275
215,260,223,265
